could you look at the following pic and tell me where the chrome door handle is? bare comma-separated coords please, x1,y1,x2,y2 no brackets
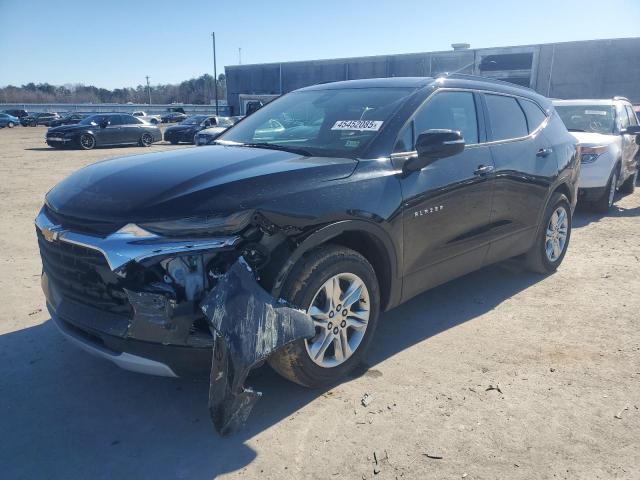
474,164,494,176
537,148,553,157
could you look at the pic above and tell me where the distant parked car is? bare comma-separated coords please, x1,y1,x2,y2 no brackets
46,113,162,150
0,113,19,128
49,113,89,127
161,112,187,123
2,109,28,119
132,111,161,125
195,116,239,145
163,115,219,144
554,97,640,211
22,112,60,127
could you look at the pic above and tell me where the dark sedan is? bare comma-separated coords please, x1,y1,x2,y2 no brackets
22,112,60,127
161,112,187,123
49,113,90,127
46,113,162,150
163,115,218,144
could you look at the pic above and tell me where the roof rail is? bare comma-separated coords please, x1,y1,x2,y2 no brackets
613,96,630,102
437,73,536,92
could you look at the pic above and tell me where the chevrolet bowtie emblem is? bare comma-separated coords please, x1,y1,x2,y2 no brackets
40,225,65,242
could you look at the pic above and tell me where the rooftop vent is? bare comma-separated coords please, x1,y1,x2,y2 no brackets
451,43,471,51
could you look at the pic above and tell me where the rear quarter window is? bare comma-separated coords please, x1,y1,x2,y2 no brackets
485,94,528,141
519,99,547,133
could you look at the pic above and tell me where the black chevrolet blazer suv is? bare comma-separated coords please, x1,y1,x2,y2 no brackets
36,75,579,386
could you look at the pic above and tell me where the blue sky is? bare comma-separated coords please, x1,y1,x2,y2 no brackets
1,0,639,89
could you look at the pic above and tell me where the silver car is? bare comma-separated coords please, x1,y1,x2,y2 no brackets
554,98,640,211
195,116,238,146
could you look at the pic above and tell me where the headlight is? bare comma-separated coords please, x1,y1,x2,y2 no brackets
140,211,253,236
579,145,607,164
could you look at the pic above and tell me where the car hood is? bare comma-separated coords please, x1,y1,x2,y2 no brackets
569,131,619,147
45,145,358,223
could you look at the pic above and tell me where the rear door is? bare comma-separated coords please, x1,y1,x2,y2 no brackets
399,89,496,300
119,114,142,143
482,93,556,263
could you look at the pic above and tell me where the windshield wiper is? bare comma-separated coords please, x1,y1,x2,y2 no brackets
567,128,586,132
239,142,313,156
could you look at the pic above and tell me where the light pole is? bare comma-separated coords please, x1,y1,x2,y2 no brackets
211,32,219,115
145,75,152,105
239,47,242,65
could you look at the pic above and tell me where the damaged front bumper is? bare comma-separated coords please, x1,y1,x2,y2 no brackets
36,207,316,434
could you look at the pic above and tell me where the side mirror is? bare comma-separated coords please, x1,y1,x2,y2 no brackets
621,125,640,135
403,129,465,173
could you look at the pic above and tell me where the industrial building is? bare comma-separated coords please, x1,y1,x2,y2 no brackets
225,37,640,114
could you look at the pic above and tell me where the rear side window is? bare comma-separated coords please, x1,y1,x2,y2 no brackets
519,99,547,133
413,91,479,145
485,94,528,141
617,105,630,130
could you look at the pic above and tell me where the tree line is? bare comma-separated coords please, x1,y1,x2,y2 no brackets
0,74,227,105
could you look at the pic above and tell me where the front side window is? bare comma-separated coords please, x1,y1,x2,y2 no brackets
485,94,528,141
413,91,479,145
519,99,547,133
219,87,415,157
555,105,615,134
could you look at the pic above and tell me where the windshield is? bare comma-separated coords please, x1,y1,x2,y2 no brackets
181,115,207,125
555,105,615,134
218,87,415,157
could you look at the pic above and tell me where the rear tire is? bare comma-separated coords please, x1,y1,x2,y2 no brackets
268,245,380,388
524,193,572,274
619,170,637,194
139,132,153,147
592,169,618,213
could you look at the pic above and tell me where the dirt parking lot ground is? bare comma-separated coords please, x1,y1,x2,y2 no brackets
1,125,639,479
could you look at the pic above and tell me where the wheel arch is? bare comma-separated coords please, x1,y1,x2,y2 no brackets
263,220,400,312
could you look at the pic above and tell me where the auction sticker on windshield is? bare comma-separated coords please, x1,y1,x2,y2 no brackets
331,120,383,131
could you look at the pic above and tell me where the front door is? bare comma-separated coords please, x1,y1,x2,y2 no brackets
399,90,495,301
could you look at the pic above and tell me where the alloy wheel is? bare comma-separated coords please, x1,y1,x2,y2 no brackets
80,134,95,149
304,272,370,368
545,206,569,262
141,133,153,146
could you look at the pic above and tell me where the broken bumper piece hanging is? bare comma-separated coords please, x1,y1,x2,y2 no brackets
201,259,314,435
36,207,315,434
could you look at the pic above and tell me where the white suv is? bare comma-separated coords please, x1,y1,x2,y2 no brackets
554,98,640,211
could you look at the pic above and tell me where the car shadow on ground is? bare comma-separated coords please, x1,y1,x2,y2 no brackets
0,261,546,479
572,199,640,228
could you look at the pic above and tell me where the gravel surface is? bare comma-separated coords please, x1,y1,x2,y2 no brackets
1,126,639,479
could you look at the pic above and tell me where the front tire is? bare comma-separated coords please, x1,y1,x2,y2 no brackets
79,133,96,150
7,121,14,128
524,193,572,274
593,169,618,213
169,139,179,145
619,170,637,195
268,245,380,388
